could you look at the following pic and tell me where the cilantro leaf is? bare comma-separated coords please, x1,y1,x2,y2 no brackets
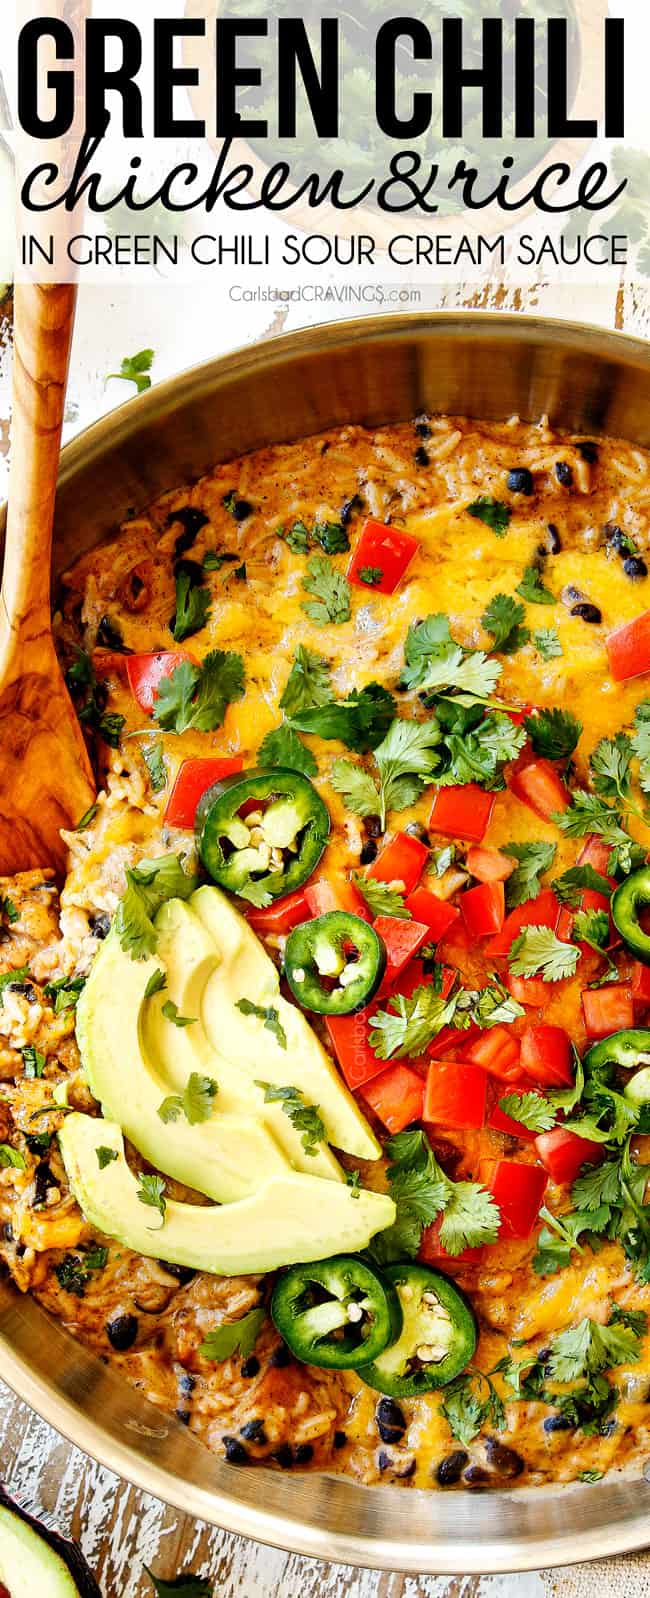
0,1145,26,1170
433,707,525,790
553,864,613,906
142,740,167,793
237,1000,287,1050
198,1307,266,1364
401,613,502,701
516,567,555,605
549,1317,644,1382
159,1072,218,1126
137,1173,167,1226
21,1045,46,1079
330,759,378,818
441,1369,505,1446
466,497,511,536
255,1081,324,1155
573,907,610,951
524,708,582,760
590,733,633,802
96,1145,118,1170
289,682,396,752
498,1092,556,1132
368,984,457,1060
482,594,529,654
357,565,383,586
535,628,563,660
301,556,351,626
144,1569,212,1598
532,1204,611,1276
162,1000,195,1028
107,348,154,394
144,968,167,999
153,651,244,734
504,841,557,910
370,1129,448,1261
554,790,627,843
508,926,580,982
352,876,411,919
115,855,196,961
279,646,331,715
282,519,349,556
171,572,212,643
66,648,125,748
331,717,440,828
438,1181,500,1255
257,724,317,776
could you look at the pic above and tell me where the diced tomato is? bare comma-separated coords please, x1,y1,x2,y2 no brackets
487,1097,539,1142
506,972,550,1008
487,888,560,958
557,886,615,951
362,1063,425,1133
501,703,537,728
632,961,650,1008
430,784,495,843
247,888,310,936
520,1025,573,1088
404,887,459,942
466,846,514,884
126,651,193,713
366,833,429,895
348,518,419,595
374,917,430,988
325,1010,388,1091
424,1060,487,1130
508,757,570,821
480,1158,547,1239
460,880,505,938
164,756,243,829
534,1127,602,1186
419,1214,485,1268
582,983,634,1040
606,611,650,683
304,876,370,921
577,835,613,874
467,1025,522,1083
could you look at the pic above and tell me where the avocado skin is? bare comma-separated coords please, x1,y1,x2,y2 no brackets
0,1485,100,1597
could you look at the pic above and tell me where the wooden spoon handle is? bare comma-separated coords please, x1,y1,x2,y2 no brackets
1,283,76,652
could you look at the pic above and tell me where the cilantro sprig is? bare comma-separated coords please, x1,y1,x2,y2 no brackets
371,1130,499,1262
508,925,580,982
152,652,244,735
331,717,441,828
481,594,529,655
301,556,351,626
198,1307,265,1363
504,841,556,910
159,1073,218,1125
255,1081,325,1155
115,854,196,961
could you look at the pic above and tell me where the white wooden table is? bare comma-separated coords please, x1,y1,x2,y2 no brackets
1,273,649,1596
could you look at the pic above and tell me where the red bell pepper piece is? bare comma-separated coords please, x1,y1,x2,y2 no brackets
164,756,243,829
348,518,419,595
424,1060,487,1130
632,962,650,1009
466,846,514,884
430,784,495,843
501,703,537,728
508,757,570,820
519,1024,574,1088
126,651,193,714
577,835,614,874
247,888,310,936
365,833,429,895
428,1020,481,1060
325,1009,388,1091
460,880,505,938
419,1214,485,1268
480,1158,547,1239
606,611,650,682
487,1097,539,1142
404,887,459,942
506,972,549,1008
534,1127,602,1186
304,876,370,921
556,886,616,951
582,983,634,1040
487,888,560,958
362,1062,425,1133
466,1025,522,1083
374,916,430,988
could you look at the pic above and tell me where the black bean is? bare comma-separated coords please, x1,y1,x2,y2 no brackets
508,467,534,496
543,1414,573,1434
241,1355,260,1379
436,1450,469,1486
272,1444,294,1468
605,522,627,552
7,982,38,1003
294,1443,314,1465
340,495,363,525
33,1162,57,1208
377,1449,393,1472
269,1343,292,1368
90,912,111,941
571,602,602,625
463,1464,490,1487
158,1260,195,1285
415,418,432,438
179,1371,195,1396
376,1398,407,1445
2,1222,13,1242
485,1438,524,1478
564,585,583,604
405,821,429,844
106,1313,139,1352
577,441,599,464
173,557,206,587
546,523,562,554
555,461,574,488
223,1436,249,1465
233,499,253,522
167,507,209,558
176,1409,191,1426
623,556,648,580
130,575,145,599
97,615,128,653
365,815,383,839
333,1430,347,1449
360,840,378,866
240,1418,267,1444
414,446,429,468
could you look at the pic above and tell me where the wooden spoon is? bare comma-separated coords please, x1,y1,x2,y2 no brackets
0,282,95,876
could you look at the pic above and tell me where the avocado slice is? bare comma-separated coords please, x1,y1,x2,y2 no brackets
59,1114,395,1274
0,1505,85,1597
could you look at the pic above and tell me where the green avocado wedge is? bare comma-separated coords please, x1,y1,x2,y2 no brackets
59,1115,395,1275
0,1504,86,1598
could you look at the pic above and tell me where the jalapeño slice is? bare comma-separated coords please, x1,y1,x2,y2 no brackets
357,1263,477,1397
284,911,386,1016
612,867,650,963
196,768,330,903
584,1027,650,1109
271,1254,402,1370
